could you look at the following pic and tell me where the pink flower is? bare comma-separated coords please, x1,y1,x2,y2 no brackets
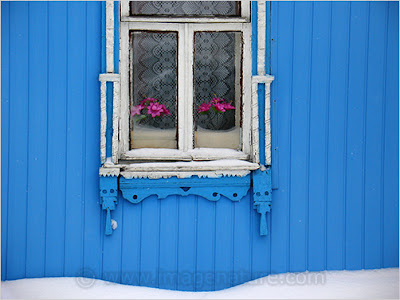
160,104,171,116
140,97,156,106
147,102,164,117
198,103,212,113
131,104,144,116
212,97,223,103
214,102,226,112
223,102,235,110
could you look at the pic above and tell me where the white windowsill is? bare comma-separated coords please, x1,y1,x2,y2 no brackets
120,148,249,161
100,158,259,179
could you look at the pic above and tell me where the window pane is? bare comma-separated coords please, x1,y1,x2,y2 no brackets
194,31,242,149
130,1,241,17
130,31,178,149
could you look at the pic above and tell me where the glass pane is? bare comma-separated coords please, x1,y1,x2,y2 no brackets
131,1,241,17
130,31,178,149
194,31,242,149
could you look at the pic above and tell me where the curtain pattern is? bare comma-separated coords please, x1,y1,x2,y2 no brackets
131,1,240,17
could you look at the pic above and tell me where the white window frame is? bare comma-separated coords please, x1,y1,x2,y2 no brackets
118,1,254,163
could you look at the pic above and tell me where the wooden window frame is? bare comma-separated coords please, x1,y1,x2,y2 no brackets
116,1,259,172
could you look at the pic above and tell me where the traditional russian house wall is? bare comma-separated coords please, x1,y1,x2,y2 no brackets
1,1,399,292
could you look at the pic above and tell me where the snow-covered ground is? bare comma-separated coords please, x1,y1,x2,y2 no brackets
1,268,398,299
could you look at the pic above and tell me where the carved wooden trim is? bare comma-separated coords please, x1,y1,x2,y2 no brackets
99,176,118,235
112,80,120,163
99,166,120,177
120,170,252,179
252,167,272,236
99,73,120,163
252,75,274,165
119,175,252,204
251,80,260,164
264,78,273,165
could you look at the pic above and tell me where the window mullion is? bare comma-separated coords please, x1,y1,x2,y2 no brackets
179,24,194,152
177,24,185,151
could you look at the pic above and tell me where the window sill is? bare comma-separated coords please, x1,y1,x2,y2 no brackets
100,158,259,179
120,148,249,161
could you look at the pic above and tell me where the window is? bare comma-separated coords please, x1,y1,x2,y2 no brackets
100,1,273,235
119,1,253,164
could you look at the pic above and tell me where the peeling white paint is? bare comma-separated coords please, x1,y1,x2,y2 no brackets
100,80,107,163
99,73,119,164
99,167,120,177
106,0,114,73
252,75,274,165
112,79,120,163
257,0,266,76
121,170,253,179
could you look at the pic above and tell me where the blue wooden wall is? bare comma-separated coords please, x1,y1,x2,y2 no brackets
2,1,399,291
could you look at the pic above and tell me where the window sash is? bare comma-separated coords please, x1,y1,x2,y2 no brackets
119,21,251,159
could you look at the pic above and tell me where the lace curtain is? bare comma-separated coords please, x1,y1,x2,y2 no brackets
194,31,241,131
130,1,240,17
130,31,241,131
130,31,178,130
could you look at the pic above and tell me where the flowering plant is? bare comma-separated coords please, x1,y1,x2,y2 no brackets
198,97,235,114
131,97,171,122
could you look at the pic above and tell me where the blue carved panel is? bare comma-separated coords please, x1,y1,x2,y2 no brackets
119,175,251,204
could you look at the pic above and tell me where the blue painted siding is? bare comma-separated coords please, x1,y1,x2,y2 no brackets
269,1,399,274
1,0,399,291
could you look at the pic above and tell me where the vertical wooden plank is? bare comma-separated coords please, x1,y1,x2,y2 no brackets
383,1,399,268
307,1,330,271
289,1,313,272
345,2,369,270
1,1,10,281
7,1,29,280
139,195,160,287
233,194,251,286
270,0,279,190
158,196,178,289
196,198,216,291
326,2,350,271
177,196,197,291
25,1,48,278
64,1,86,276
214,197,234,290
45,1,68,277
83,1,103,279
270,0,292,274
364,1,387,270
120,201,142,285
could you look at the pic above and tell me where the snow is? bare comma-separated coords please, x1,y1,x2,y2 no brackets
125,148,189,158
1,268,398,299
125,159,259,171
123,148,248,160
